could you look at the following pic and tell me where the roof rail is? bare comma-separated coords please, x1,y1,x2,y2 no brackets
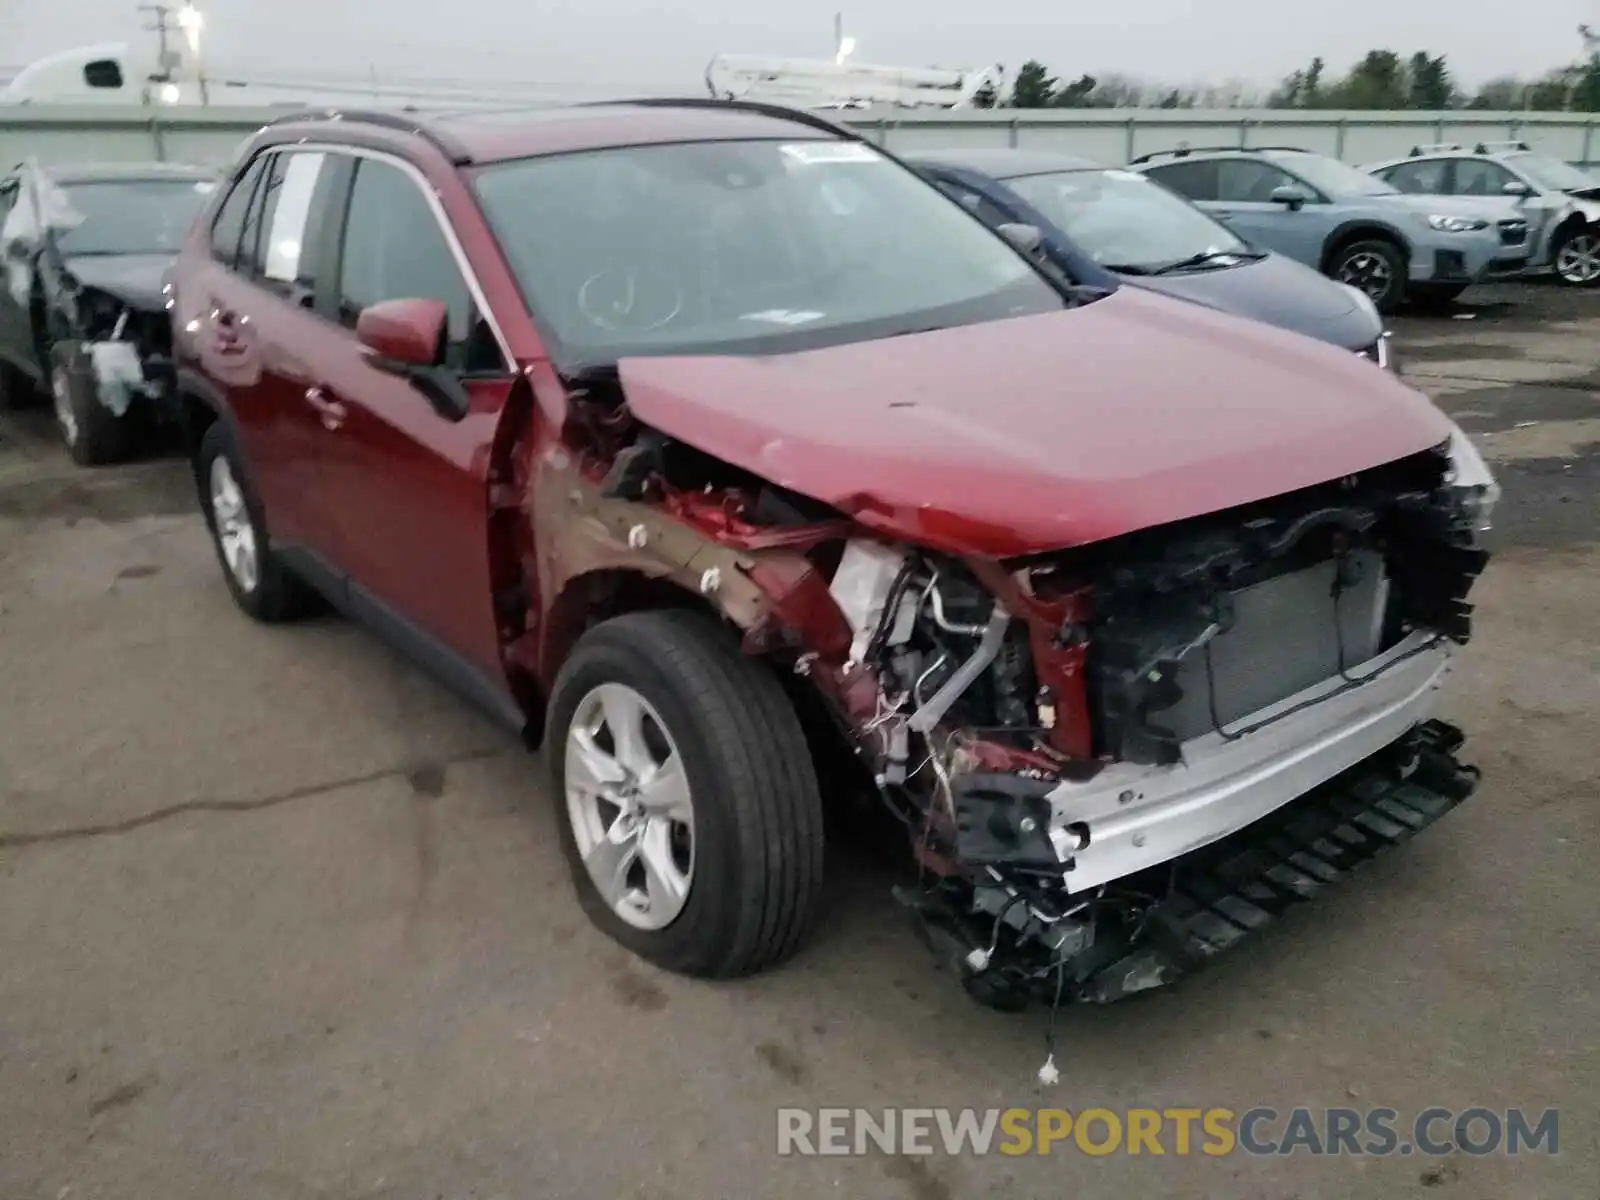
1475,140,1532,154
1409,142,1464,155
260,107,475,165
1127,143,1309,165
575,96,862,142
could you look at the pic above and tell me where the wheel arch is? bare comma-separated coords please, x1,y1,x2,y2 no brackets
1320,220,1410,274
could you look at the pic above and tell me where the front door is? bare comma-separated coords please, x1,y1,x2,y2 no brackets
1208,160,1331,266
309,153,517,692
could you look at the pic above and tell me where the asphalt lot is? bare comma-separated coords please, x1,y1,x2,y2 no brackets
1,284,1596,1200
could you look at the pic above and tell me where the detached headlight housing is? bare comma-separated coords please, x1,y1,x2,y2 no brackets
1427,214,1489,233
1442,422,1501,536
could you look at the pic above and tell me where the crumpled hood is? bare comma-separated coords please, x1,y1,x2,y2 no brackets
618,287,1453,558
62,253,175,312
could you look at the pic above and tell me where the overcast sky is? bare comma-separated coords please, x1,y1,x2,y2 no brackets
1,0,1592,93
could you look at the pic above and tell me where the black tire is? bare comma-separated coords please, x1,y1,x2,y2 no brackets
546,609,826,978
49,343,133,466
1550,223,1600,288
1408,283,1467,312
196,420,319,623
1328,238,1407,314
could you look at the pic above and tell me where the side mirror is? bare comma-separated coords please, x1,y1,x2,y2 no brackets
356,297,470,422
1501,180,1534,199
997,222,1045,256
1270,185,1312,211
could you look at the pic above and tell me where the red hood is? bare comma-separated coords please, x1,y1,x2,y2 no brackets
617,288,1452,558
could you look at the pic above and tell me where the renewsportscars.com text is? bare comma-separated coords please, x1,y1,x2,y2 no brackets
777,1106,1559,1158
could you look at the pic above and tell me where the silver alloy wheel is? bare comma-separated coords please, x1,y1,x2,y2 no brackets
564,682,695,931
209,455,259,593
51,364,78,446
1336,251,1393,302
1555,232,1600,284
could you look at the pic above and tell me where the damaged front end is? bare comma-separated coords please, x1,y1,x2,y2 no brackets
1,162,181,427
533,362,1492,1008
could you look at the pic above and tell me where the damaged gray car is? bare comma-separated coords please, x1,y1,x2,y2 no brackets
0,161,215,464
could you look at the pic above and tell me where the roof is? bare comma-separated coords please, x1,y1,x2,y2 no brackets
906,148,1104,177
12,161,215,185
264,101,851,167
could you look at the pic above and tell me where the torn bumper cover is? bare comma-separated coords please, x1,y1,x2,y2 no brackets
903,720,1478,1007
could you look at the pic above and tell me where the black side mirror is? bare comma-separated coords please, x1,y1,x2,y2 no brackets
1270,185,1311,211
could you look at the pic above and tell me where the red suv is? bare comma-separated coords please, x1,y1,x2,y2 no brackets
171,101,1495,1007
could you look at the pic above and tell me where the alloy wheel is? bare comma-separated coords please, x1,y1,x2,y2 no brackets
209,455,259,593
51,364,78,446
564,682,696,931
1556,233,1600,285
1336,251,1393,302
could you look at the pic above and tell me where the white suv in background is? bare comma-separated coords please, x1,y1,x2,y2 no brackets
1365,141,1600,286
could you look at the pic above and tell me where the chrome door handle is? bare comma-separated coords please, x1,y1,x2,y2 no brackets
305,386,348,431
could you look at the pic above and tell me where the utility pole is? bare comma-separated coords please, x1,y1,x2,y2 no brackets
139,4,179,79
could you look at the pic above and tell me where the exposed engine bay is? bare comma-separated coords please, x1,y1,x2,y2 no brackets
531,356,1495,1009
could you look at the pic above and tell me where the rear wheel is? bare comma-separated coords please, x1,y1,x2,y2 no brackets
1551,224,1600,287
50,343,133,466
547,610,826,978
197,421,319,623
1329,238,1406,314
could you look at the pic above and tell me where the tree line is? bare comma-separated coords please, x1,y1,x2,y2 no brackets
982,51,1600,112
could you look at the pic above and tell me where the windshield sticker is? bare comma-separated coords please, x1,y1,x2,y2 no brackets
780,142,881,165
739,309,826,325
1104,169,1146,182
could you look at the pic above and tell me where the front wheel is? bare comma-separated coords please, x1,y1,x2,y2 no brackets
1329,239,1406,314
1551,225,1600,287
50,343,132,466
547,610,826,979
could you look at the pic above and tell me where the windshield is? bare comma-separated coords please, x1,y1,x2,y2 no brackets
1270,153,1398,197
55,179,214,256
471,139,1063,364
1004,167,1246,271
1505,152,1599,192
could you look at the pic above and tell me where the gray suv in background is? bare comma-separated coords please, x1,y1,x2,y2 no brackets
1364,142,1600,287
1131,146,1530,312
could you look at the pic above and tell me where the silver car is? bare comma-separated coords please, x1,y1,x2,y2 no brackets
1364,142,1600,286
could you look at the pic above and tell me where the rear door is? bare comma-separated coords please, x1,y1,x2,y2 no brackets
1208,159,1331,266
186,149,349,559
307,152,518,700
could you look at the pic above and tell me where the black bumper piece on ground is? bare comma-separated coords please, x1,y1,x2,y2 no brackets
903,720,1479,1008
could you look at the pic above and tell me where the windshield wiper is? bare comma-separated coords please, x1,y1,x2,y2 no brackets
1149,248,1265,275
1100,262,1154,275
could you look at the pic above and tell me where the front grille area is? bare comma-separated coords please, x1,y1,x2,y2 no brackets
1162,551,1389,742
1499,219,1529,246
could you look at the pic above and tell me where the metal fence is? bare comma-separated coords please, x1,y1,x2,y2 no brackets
3,104,1598,170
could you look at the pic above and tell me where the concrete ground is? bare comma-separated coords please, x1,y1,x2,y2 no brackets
1,284,1595,1200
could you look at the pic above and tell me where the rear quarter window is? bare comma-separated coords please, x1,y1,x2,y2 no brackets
210,155,267,266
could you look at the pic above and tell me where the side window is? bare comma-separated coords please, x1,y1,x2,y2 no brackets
247,152,328,302
1215,160,1299,203
0,181,16,224
1385,159,1450,195
1144,160,1218,202
1453,159,1515,197
336,158,498,371
209,155,267,266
